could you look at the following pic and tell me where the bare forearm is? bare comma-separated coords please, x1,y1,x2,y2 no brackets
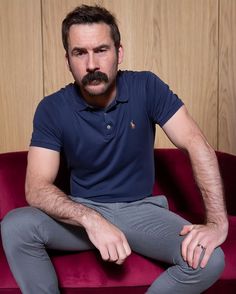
187,135,228,227
26,183,131,264
163,107,228,267
26,183,100,227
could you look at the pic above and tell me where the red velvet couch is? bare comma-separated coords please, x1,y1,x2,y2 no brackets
0,149,235,293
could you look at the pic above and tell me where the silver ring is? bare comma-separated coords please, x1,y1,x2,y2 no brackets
197,244,205,250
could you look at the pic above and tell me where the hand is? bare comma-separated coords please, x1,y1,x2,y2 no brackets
84,213,131,265
180,222,228,269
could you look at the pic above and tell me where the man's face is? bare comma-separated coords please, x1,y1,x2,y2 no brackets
66,23,123,99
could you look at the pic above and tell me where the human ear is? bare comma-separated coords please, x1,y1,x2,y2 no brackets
65,53,72,72
118,44,124,64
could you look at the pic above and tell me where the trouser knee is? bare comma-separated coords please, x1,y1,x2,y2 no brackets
185,247,224,289
166,246,225,292
1,207,46,254
201,247,225,285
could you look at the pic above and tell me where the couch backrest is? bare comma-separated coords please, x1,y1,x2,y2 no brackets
0,151,28,220
216,151,236,215
1,149,235,221
153,149,236,216
153,149,204,215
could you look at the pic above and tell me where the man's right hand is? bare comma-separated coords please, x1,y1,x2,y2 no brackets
26,146,131,265
82,212,131,265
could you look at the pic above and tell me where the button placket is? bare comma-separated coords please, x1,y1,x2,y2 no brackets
104,111,113,136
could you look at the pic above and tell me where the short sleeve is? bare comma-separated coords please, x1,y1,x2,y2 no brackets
146,72,184,127
30,98,62,152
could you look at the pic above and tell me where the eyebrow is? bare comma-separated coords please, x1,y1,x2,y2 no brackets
71,44,111,54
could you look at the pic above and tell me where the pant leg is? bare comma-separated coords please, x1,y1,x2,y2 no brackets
112,196,225,294
3,197,225,294
1,206,94,294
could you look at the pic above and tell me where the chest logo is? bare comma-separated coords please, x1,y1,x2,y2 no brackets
130,120,136,129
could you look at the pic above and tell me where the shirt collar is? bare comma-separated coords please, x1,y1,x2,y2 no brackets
115,70,129,103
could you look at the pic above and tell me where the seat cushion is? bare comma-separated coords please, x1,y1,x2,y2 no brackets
0,236,164,292
53,250,164,291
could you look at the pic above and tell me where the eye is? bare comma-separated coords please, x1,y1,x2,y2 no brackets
95,47,109,54
76,50,86,56
77,51,84,56
99,48,107,53
72,49,87,56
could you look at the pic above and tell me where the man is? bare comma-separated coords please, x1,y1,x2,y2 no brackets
1,5,228,294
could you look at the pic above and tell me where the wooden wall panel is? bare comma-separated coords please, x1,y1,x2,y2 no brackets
219,0,236,155
42,0,80,95
0,0,43,153
42,0,218,149
150,0,219,148
1,0,235,154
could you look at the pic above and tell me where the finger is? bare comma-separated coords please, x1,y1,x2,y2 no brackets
99,246,110,261
115,243,127,265
123,239,132,257
181,229,201,267
180,224,194,236
186,240,202,268
181,230,194,262
192,244,205,269
200,247,213,268
107,244,119,262
115,239,132,265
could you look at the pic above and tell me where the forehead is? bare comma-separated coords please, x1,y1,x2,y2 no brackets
68,23,113,49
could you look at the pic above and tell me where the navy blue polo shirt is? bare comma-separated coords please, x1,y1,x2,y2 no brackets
31,70,183,202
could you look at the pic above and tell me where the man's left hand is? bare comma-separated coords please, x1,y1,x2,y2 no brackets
180,222,228,269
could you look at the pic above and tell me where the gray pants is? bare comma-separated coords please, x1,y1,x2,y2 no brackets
1,196,225,294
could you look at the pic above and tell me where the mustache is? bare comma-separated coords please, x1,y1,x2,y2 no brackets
82,71,109,86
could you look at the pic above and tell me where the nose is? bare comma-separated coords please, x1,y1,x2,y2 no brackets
87,52,99,72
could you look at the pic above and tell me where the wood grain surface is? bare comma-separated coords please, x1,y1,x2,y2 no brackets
0,0,235,155
219,0,236,155
0,0,43,152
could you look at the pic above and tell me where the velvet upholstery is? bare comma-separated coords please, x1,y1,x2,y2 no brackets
0,149,235,293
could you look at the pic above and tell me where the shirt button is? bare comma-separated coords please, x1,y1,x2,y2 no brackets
107,124,111,130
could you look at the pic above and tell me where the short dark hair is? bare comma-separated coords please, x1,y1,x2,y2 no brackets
62,5,121,52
